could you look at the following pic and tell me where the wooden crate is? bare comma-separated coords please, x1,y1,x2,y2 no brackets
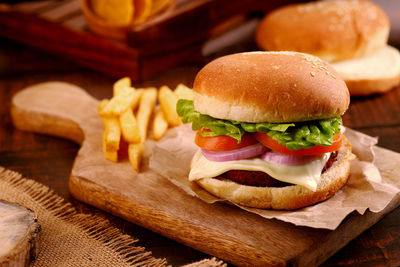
0,0,304,81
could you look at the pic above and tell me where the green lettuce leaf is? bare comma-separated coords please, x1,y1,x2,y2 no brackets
176,99,342,150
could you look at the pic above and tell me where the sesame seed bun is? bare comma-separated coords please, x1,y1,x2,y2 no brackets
193,51,350,123
255,0,389,62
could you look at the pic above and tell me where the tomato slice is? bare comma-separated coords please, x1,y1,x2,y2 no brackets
195,130,257,151
254,132,343,155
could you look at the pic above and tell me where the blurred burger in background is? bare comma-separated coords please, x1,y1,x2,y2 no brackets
255,0,400,96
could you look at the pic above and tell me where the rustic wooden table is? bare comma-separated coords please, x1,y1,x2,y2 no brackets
1,13,400,265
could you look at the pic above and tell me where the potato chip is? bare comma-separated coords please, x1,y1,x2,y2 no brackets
132,0,152,24
150,0,174,17
91,0,134,25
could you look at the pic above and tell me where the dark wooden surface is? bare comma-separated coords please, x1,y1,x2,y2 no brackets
1,1,400,265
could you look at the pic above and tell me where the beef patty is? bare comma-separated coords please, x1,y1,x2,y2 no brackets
219,151,338,187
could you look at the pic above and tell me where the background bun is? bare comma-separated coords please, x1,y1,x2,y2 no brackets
193,51,349,123
332,45,400,95
195,136,353,210
256,0,390,62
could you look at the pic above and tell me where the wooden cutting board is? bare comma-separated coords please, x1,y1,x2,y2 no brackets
10,82,400,266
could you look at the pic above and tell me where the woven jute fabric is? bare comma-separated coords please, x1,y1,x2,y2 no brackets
0,167,226,267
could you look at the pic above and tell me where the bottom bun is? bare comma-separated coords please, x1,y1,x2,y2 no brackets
332,45,400,96
195,136,354,210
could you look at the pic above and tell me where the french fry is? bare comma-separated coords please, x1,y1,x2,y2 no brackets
174,83,194,100
113,77,131,96
127,88,156,172
115,86,143,110
119,108,141,143
152,107,168,140
102,132,118,162
102,116,121,151
128,143,144,172
98,78,192,170
98,99,121,153
136,88,157,141
130,89,143,111
159,85,181,126
98,99,109,114
99,87,137,116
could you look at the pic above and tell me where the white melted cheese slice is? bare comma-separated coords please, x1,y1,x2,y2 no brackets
189,150,331,191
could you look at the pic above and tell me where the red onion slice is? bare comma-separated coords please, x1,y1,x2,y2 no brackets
261,150,322,165
201,143,268,162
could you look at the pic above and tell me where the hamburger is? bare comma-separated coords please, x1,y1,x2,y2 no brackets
255,0,400,96
177,51,353,210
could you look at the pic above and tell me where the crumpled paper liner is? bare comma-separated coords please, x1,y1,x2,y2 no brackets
150,125,400,230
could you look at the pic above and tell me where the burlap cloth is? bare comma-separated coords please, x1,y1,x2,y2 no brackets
0,167,226,267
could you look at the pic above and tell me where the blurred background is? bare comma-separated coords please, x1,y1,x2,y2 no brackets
0,0,398,81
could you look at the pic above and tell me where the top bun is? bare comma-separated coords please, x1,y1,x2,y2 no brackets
193,51,349,123
255,0,390,62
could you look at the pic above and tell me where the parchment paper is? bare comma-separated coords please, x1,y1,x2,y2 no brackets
149,125,400,230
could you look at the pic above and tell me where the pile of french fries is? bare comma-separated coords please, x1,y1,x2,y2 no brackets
98,77,193,172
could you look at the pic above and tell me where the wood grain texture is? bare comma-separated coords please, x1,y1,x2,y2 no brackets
9,81,400,266
0,200,40,267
